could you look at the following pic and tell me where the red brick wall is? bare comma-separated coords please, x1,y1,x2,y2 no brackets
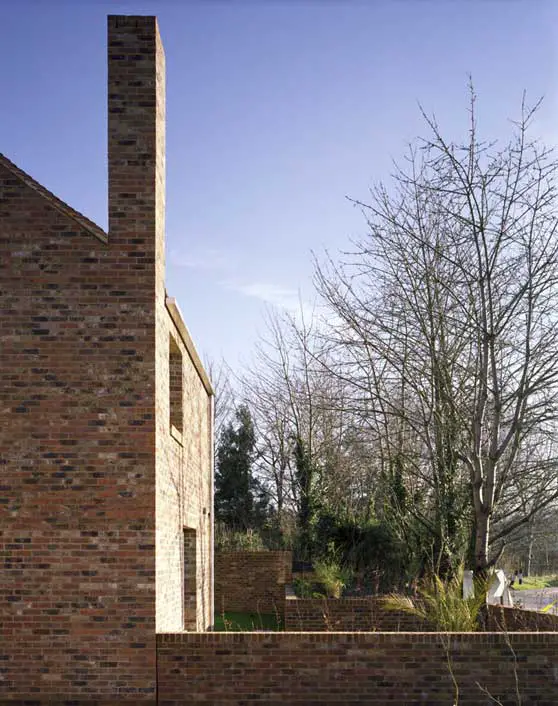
285,594,430,631
214,552,291,616
284,595,558,633
0,15,167,703
157,631,558,705
0,177,158,701
488,604,558,631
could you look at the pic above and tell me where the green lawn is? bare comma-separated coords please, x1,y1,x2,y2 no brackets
213,611,283,631
511,575,558,591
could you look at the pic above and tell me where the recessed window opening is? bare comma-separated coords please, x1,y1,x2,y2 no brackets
169,335,183,433
183,527,197,630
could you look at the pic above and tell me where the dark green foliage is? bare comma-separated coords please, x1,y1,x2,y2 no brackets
313,512,405,593
293,435,318,562
214,404,268,530
379,453,471,582
292,576,316,598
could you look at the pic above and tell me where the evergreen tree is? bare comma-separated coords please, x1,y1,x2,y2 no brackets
293,435,317,561
215,404,263,530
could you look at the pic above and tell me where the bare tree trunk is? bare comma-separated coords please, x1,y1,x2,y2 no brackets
526,522,535,576
473,511,490,574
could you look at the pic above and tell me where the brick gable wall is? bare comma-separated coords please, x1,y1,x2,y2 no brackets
0,161,157,701
0,15,213,703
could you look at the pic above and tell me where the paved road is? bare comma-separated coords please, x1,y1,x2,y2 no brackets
511,587,558,613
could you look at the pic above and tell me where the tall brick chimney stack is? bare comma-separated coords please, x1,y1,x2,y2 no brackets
107,15,166,297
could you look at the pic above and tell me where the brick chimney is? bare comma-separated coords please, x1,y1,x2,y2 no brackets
107,15,165,298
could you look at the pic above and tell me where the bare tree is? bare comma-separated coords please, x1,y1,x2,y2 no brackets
241,308,370,552
316,90,558,573
205,356,235,442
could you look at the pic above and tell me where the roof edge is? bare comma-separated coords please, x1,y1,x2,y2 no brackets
165,296,214,396
0,153,108,244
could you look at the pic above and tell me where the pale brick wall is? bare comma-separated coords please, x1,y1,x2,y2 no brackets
155,303,213,632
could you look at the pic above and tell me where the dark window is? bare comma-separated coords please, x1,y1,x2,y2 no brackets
183,528,197,630
169,335,183,433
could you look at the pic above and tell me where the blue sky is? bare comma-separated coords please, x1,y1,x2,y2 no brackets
2,0,558,372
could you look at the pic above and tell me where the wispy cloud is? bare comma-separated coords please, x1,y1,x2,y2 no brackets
170,246,313,317
223,280,310,315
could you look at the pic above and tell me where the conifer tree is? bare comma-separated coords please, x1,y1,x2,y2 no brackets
215,404,264,530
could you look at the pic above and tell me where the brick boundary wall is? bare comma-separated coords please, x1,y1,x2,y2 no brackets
284,593,558,632
157,631,558,705
488,604,558,631
284,593,430,631
214,552,291,617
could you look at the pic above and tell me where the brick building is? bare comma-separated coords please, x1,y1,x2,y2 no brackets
0,15,213,704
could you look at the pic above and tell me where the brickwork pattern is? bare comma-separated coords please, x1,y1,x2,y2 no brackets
214,552,291,616
157,631,558,705
284,594,558,633
0,14,213,702
155,301,213,632
0,117,158,704
284,595,430,631
488,604,558,631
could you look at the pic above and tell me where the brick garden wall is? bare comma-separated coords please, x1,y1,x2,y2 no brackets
284,594,430,631
284,594,558,632
214,552,291,616
488,604,558,631
157,631,558,705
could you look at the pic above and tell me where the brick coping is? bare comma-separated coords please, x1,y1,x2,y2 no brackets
157,630,558,642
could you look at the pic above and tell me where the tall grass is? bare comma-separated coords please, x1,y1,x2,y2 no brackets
313,559,352,599
383,567,489,632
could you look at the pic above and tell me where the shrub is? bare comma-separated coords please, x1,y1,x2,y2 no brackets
313,559,352,599
383,566,489,631
313,513,405,593
292,577,314,598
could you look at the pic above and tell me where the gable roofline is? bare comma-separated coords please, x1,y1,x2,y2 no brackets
0,153,108,244
1,151,214,396
165,296,214,397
